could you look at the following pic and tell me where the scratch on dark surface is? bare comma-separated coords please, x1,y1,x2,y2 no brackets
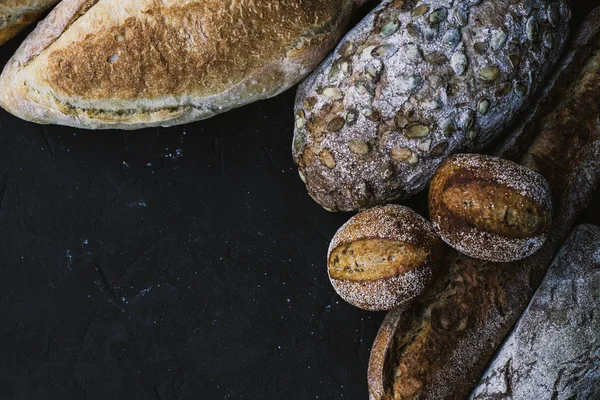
94,262,126,314
211,132,232,168
76,314,96,361
113,232,173,285
94,279,126,314
39,127,55,156
210,136,220,158
95,262,112,290
306,217,330,244
19,130,33,146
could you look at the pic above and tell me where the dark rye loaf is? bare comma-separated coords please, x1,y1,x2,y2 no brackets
293,0,571,212
367,6,600,400
470,224,600,400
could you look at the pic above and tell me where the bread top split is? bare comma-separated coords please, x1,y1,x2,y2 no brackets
0,0,59,45
0,0,362,129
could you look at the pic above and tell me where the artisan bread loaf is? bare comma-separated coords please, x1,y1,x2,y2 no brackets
368,7,600,399
470,224,600,400
0,0,58,45
0,0,367,130
429,154,552,262
293,0,571,212
327,205,443,311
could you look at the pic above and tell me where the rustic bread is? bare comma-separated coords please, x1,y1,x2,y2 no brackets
470,224,600,400
0,0,367,130
293,0,571,212
327,205,443,311
0,0,58,46
367,6,600,399
429,154,552,262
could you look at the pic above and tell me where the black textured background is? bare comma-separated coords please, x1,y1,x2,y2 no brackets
1,2,599,399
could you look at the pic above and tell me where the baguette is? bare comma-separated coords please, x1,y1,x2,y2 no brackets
367,6,600,399
0,0,58,46
293,0,571,212
470,224,600,400
0,0,367,130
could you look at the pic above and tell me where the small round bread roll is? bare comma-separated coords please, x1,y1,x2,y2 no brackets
327,204,443,311
429,154,552,263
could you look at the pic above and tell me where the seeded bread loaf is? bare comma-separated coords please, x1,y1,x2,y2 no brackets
367,6,600,399
429,154,552,262
0,0,368,130
293,0,571,212
470,224,600,400
327,205,443,311
0,0,58,46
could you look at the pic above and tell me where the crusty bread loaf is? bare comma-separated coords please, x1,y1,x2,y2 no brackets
429,154,552,262
327,205,443,311
368,6,600,399
293,0,571,212
0,0,58,45
470,224,600,400
0,0,368,130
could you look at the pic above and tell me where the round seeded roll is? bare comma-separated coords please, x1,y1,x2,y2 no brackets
327,204,444,311
429,153,552,262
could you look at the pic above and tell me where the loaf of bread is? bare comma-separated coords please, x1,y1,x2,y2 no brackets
0,0,367,130
0,0,58,46
470,224,600,400
429,154,552,262
328,205,443,311
293,0,571,212
368,6,600,399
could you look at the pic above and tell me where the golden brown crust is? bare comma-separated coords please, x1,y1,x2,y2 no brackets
0,0,59,46
429,154,552,263
327,205,443,311
368,6,600,399
328,239,428,281
440,183,547,239
45,2,338,100
0,0,362,129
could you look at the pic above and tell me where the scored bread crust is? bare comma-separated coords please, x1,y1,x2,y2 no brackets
0,0,365,130
429,154,552,263
327,204,443,311
368,6,600,399
0,0,59,45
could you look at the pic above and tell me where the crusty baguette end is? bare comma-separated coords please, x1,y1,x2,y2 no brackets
0,0,361,129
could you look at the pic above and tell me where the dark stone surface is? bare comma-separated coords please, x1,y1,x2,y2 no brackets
0,2,598,399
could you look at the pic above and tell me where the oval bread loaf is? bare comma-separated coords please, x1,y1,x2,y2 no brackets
293,0,571,212
0,0,59,46
470,224,600,400
429,153,552,262
0,0,367,129
327,204,443,311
